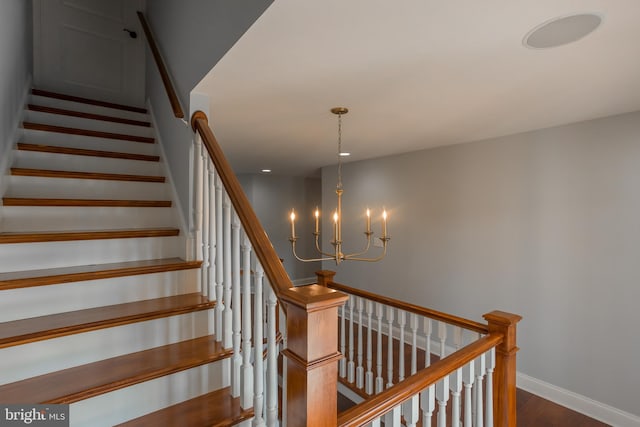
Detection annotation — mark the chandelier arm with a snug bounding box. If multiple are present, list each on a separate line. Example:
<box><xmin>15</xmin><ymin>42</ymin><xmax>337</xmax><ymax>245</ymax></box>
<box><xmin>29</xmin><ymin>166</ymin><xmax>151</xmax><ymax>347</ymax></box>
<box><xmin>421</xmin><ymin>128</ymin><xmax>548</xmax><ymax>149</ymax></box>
<box><xmin>290</xmin><ymin>238</ymin><xmax>336</xmax><ymax>263</ymax></box>
<box><xmin>314</xmin><ymin>233</ymin><xmax>337</xmax><ymax>258</ymax></box>
<box><xmin>343</xmin><ymin>240</ymin><xmax>388</xmax><ymax>262</ymax></box>
<box><xmin>339</xmin><ymin>233</ymin><xmax>374</xmax><ymax>258</ymax></box>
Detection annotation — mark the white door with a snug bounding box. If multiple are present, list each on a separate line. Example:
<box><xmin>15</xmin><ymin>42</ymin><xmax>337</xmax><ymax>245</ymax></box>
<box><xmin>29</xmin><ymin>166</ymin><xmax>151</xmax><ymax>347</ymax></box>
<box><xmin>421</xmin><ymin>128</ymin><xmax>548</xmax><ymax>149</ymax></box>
<box><xmin>33</xmin><ymin>0</ymin><xmax>145</xmax><ymax>107</ymax></box>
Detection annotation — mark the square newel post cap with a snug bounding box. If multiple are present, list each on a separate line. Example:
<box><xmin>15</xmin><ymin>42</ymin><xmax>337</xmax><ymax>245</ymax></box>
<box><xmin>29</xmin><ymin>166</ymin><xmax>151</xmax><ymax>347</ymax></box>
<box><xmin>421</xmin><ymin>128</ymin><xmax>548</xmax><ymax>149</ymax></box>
<box><xmin>483</xmin><ymin>310</ymin><xmax>522</xmax><ymax>353</ymax></box>
<box><xmin>483</xmin><ymin>311</ymin><xmax>522</xmax><ymax>326</ymax></box>
<box><xmin>315</xmin><ymin>270</ymin><xmax>337</xmax><ymax>287</ymax></box>
<box><xmin>282</xmin><ymin>283</ymin><xmax>347</xmax><ymax>312</ymax></box>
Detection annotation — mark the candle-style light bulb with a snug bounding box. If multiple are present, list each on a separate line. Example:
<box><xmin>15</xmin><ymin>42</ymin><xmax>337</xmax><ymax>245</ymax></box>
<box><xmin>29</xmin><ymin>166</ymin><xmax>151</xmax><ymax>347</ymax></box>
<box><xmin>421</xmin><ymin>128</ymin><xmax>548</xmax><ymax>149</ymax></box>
<box><xmin>333</xmin><ymin>211</ymin><xmax>339</xmax><ymax>241</ymax></box>
<box><xmin>314</xmin><ymin>207</ymin><xmax>320</xmax><ymax>233</ymax></box>
<box><xmin>382</xmin><ymin>209</ymin><xmax>388</xmax><ymax>238</ymax></box>
<box><xmin>366</xmin><ymin>208</ymin><xmax>371</xmax><ymax>233</ymax></box>
<box><xmin>290</xmin><ymin>210</ymin><xmax>296</xmax><ymax>238</ymax></box>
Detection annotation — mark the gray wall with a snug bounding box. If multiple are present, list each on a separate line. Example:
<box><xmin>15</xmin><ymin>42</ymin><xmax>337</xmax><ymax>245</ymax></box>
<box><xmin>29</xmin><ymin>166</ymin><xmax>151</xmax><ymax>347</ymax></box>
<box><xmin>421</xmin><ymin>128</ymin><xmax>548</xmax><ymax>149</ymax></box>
<box><xmin>144</xmin><ymin>0</ymin><xmax>273</xmax><ymax>223</ymax></box>
<box><xmin>322</xmin><ymin>111</ymin><xmax>640</xmax><ymax>417</ymax></box>
<box><xmin>0</xmin><ymin>0</ymin><xmax>33</xmax><ymax>191</ymax></box>
<box><xmin>240</xmin><ymin>174</ymin><xmax>321</xmax><ymax>282</ymax></box>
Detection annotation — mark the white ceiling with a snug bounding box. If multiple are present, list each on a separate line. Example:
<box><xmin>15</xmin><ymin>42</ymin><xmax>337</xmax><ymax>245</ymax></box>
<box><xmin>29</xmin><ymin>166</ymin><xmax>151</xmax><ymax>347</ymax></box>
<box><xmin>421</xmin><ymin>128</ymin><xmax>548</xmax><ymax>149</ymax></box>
<box><xmin>194</xmin><ymin>0</ymin><xmax>640</xmax><ymax>177</ymax></box>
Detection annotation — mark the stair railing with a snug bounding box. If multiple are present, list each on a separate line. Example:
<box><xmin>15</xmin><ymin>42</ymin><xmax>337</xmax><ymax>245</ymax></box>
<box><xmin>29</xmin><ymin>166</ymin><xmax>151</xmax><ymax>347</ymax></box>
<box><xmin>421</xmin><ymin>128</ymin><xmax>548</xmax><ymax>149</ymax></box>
<box><xmin>139</xmin><ymin>11</ymin><xmax>348</xmax><ymax>427</ymax></box>
<box><xmin>316</xmin><ymin>271</ymin><xmax>522</xmax><ymax>427</ymax></box>
<box><xmin>191</xmin><ymin>112</ymin><xmax>348</xmax><ymax>426</ymax></box>
<box><xmin>137</xmin><ymin>11</ymin><xmax>185</xmax><ymax>119</ymax></box>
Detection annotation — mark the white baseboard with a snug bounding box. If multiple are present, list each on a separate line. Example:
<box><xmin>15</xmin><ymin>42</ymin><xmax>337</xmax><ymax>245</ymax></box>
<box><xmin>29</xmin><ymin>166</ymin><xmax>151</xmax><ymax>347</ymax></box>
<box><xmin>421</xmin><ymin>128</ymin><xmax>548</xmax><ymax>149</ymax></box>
<box><xmin>338</xmin><ymin>382</ymin><xmax>364</xmax><ymax>405</ymax></box>
<box><xmin>0</xmin><ymin>75</ymin><xmax>31</xmax><ymax>200</ymax></box>
<box><xmin>517</xmin><ymin>372</ymin><xmax>640</xmax><ymax>427</ymax></box>
<box><xmin>146</xmin><ymin>99</ymin><xmax>190</xmax><ymax>254</ymax></box>
<box><xmin>292</xmin><ymin>276</ymin><xmax>317</xmax><ymax>286</ymax></box>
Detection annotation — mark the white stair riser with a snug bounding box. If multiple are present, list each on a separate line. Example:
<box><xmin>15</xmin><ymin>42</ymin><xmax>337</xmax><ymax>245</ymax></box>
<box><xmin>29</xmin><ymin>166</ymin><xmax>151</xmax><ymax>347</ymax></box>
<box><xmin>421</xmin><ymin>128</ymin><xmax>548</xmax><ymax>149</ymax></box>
<box><xmin>24</xmin><ymin>110</ymin><xmax>155</xmax><ymax>138</ymax></box>
<box><xmin>0</xmin><ymin>236</ymin><xmax>186</xmax><ymax>272</ymax></box>
<box><xmin>22</xmin><ymin>128</ymin><xmax>158</xmax><ymax>156</ymax></box>
<box><xmin>2</xmin><ymin>206</ymin><xmax>177</xmax><ymax>232</ymax></box>
<box><xmin>70</xmin><ymin>359</ymin><xmax>229</xmax><ymax>427</ymax></box>
<box><xmin>0</xmin><ymin>309</ymin><xmax>216</xmax><ymax>385</ymax></box>
<box><xmin>12</xmin><ymin>150</ymin><xmax>163</xmax><ymax>176</ymax></box>
<box><xmin>6</xmin><ymin>176</ymin><xmax>169</xmax><ymax>200</ymax></box>
<box><xmin>0</xmin><ymin>269</ymin><xmax>200</xmax><ymax>322</ymax></box>
<box><xmin>30</xmin><ymin>94</ymin><xmax>151</xmax><ymax>123</ymax></box>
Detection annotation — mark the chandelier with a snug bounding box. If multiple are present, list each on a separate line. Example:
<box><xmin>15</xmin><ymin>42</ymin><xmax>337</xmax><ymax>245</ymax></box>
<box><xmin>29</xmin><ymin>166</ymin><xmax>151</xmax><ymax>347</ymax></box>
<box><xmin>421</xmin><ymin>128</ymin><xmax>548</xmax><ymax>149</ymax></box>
<box><xmin>288</xmin><ymin>107</ymin><xmax>390</xmax><ymax>264</ymax></box>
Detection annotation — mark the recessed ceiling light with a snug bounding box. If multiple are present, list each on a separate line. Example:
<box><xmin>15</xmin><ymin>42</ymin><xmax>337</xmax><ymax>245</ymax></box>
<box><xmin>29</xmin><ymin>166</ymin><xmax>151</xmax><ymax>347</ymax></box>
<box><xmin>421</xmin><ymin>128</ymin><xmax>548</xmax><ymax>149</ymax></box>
<box><xmin>523</xmin><ymin>13</ymin><xmax>603</xmax><ymax>49</ymax></box>
<box><xmin>339</xmin><ymin>152</ymin><xmax>351</xmax><ymax>157</ymax></box>
<box><xmin>261</xmin><ymin>169</ymin><xmax>272</xmax><ymax>173</ymax></box>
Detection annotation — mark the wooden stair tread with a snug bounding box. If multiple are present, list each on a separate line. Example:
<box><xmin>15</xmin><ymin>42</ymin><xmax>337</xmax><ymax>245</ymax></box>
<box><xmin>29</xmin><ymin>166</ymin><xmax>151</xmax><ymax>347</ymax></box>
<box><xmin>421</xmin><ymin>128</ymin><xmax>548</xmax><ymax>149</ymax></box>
<box><xmin>23</xmin><ymin>122</ymin><xmax>155</xmax><ymax>144</ymax></box>
<box><xmin>10</xmin><ymin>168</ymin><xmax>165</xmax><ymax>182</ymax></box>
<box><xmin>117</xmin><ymin>386</ymin><xmax>253</xmax><ymax>427</ymax></box>
<box><xmin>0</xmin><ymin>258</ymin><xmax>202</xmax><ymax>290</ymax></box>
<box><xmin>32</xmin><ymin>89</ymin><xmax>147</xmax><ymax>114</ymax></box>
<box><xmin>0</xmin><ymin>227</ymin><xmax>179</xmax><ymax>243</ymax></box>
<box><xmin>28</xmin><ymin>104</ymin><xmax>151</xmax><ymax>127</ymax></box>
<box><xmin>0</xmin><ymin>293</ymin><xmax>214</xmax><ymax>348</ymax></box>
<box><xmin>0</xmin><ymin>335</ymin><xmax>230</xmax><ymax>404</ymax></box>
<box><xmin>17</xmin><ymin>143</ymin><xmax>160</xmax><ymax>162</ymax></box>
<box><xmin>2</xmin><ymin>198</ymin><xmax>172</xmax><ymax>207</ymax></box>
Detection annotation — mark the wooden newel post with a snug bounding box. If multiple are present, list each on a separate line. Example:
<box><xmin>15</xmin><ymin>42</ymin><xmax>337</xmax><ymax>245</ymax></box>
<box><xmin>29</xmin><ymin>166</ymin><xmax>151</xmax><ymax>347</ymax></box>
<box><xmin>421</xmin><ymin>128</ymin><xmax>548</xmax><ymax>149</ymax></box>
<box><xmin>315</xmin><ymin>270</ymin><xmax>336</xmax><ymax>287</ymax></box>
<box><xmin>483</xmin><ymin>310</ymin><xmax>522</xmax><ymax>427</ymax></box>
<box><xmin>281</xmin><ymin>284</ymin><xmax>348</xmax><ymax>427</ymax></box>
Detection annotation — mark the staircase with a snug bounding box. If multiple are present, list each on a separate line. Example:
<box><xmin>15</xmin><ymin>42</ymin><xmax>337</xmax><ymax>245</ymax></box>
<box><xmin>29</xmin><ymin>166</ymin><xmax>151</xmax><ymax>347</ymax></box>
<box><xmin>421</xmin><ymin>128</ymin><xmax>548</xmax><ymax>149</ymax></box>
<box><xmin>0</xmin><ymin>90</ymin><xmax>249</xmax><ymax>426</ymax></box>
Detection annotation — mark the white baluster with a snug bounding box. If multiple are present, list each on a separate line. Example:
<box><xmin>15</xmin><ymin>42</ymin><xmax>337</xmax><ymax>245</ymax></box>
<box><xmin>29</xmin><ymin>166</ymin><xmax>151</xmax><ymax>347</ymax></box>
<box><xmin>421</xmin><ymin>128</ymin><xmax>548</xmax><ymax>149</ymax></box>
<box><xmin>420</xmin><ymin>384</ymin><xmax>436</xmax><ymax>427</ymax></box>
<box><xmin>193</xmin><ymin>133</ymin><xmax>203</xmax><ymax>261</ymax></box>
<box><xmin>370</xmin><ymin>418</ymin><xmax>381</xmax><ymax>427</ymax></box>
<box><xmin>280</xmin><ymin>303</ymin><xmax>287</xmax><ymax>427</ymax></box>
<box><xmin>436</xmin><ymin>375</ymin><xmax>450</xmax><ymax>427</ymax></box>
<box><xmin>214</xmin><ymin>174</ymin><xmax>224</xmax><ymax>341</ymax></box>
<box><xmin>252</xmin><ymin>263</ymin><xmax>265</xmax><ymax>427</ymax></box>
<box><xmin>450</xmin><ymin>368</ymin><xmax>463</xmax><ymax>427</ymax></box>
<box><xmin>474</xmin><ymin>352</ymin><xmax>486</xmax><ymax>427</ymax></box>
<box><xmin>438</xmin><ymin>321</ymin><xmax>447</xmax><ymax>358</ymax></box>
<box><xmin>398</xmin><ymin>310</ymin><xmax>406</xmax><ymax>382</ymax></box>
<box><xmin>462</xmin><ymin>358</ymin><xmax>475</xmax><ymax>427</ymax></box>
<box><xmin>409</xmin><ymin>313</ymin><xmax>418</xmax><ymax>375</ymax></box>
<box><xmin>402</xmin><ymin>394</ymin><xmax>419</xmax><ymax>427</ymax></box>
<box><xmin>453</xmin><ymin>326</ymin><xmax>463</xmax><ymax>351</ymax></box>
<box><xmin>386</xmin><ymin>306</ymin><xmax>395</xmax><ymax>388</ymax></box>
<box><xmin>222</xmin><ymin>193</ymin><xmax>232</xmax><ymax>348</ymax></box>
<box><xmin>266</xmin><ymin>285</ymin><xmax>278</xmax><ymax>427</ymax></box>
<box><xmin>375</xmin><ymin>303</ymin><xmax>384</xmax><ymax>393</ymax></box>
<box><xmin>365</xmin><ymin>300</ymin><xmax>374</xmax><ymax>394</ymax></box>
<box><xmin>207</xmin><ymin>161</ymin><xmax>216</xmax><ymax>300</ymax></box>
<box><xmin>201</xmin><ymin>156</ymin><xmax>210</xmax><ymax>297</ymax></box>
<box><xmin>231</xmin><ymin>212</ymin><xmax>241</xmax><ymax>397</ymax></box>
<box><xmin>339</xmin><ymin>299</ymin><xmax>346</xmax><ymax>378</ymax></box>
<box><xmin>348</xmin><ymin>295</ymin><xmax>355</xmax><ymax>383</ymax></box>
<box><xmin>423</xmin><ymin>318</ymin><xmax>432</xmax><ymax>368</ymax></box>
<box><xmin>485</xmin><ymin>348</ymin><xmax>496</xmax><ymax>427</ymax></box>
<box><xmin>383</xmin><ymin>405</ymin><xmax>402</xmax><ymax>427</ymax></box>
<box><xmin>356</xmin><ymin>297</ymin><xmax>364</xmax><ymax>389</ymax></box>
<box><xmin>240</xmin><ymin>234</ymin><xmax>253</xmax><ymax>409</ymax></box>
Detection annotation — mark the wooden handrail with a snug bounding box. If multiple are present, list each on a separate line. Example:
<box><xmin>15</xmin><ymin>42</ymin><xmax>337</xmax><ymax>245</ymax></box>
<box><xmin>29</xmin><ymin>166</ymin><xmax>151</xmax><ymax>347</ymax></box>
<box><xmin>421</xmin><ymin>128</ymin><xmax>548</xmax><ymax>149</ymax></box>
<box><xmin>137</xmin><ymin>11</ymin><xmax>185</xmax><ymax>119</ymax></box>
<box><xmin>191</xmin><ymin>112</ymin><xmax>293</xmax><ymax>300</ymax></box>
<box><xmin>338</xmin><ymin>333</ymin><xmax>502</xmax><ymax>427</ymax></box>
<box><xmin>325</xmin><ymin>279</ymin><xmax>489</xmax><ymax>334</ymax></box>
